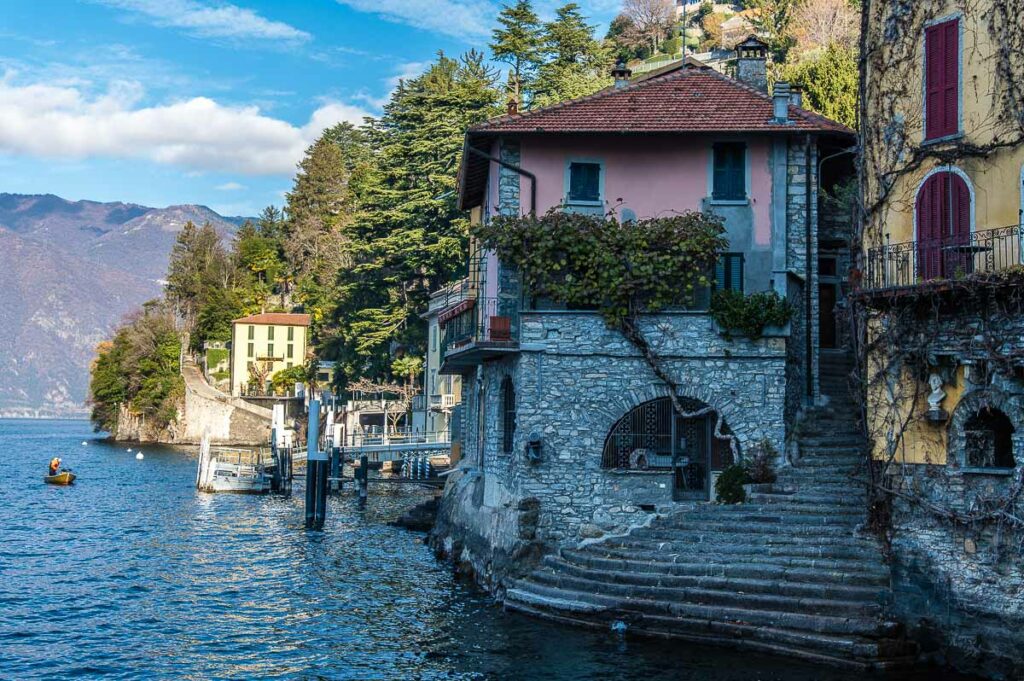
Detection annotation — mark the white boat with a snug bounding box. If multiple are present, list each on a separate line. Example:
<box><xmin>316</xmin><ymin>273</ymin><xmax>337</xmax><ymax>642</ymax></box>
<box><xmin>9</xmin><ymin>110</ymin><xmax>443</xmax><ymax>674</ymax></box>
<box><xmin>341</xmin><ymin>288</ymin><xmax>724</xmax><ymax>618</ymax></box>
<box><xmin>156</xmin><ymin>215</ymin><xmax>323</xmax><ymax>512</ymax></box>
<box><xmin>196</xmin><ymin>435</ymin><xmax>272</xmax><ymax>494</ymax></box>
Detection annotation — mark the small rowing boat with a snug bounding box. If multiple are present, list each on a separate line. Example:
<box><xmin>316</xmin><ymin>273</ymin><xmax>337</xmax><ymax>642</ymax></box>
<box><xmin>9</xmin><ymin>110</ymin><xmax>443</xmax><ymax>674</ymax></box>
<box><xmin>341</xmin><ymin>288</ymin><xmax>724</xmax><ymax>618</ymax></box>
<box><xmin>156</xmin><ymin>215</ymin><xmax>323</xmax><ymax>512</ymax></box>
<box><xmin>44</xmin><ymin>471</ymin><xmax>76</xmax><ymax>485</ymax></box>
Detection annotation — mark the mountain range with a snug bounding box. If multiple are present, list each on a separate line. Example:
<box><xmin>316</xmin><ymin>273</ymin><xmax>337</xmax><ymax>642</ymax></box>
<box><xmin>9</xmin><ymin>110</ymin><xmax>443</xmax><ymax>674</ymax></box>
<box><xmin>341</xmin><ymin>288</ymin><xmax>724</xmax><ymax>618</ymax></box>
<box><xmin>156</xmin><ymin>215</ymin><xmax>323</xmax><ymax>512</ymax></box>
<box><xmin>0</xmin><ymin>193</ymin><xmax>246</xmax><ymax>418</ymax></box>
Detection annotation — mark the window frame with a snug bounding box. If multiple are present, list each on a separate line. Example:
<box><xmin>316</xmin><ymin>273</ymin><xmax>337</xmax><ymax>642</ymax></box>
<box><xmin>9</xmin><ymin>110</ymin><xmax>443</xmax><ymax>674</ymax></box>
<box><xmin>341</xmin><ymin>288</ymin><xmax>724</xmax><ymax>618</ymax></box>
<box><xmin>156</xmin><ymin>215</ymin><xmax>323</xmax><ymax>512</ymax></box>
<box><xmin>564</xmin><ymin>158</ymin><xmax>604</xmax><ymax>208</ymax></box>
<box><xmin>922</xmin><ymin>15</ymin><xmax>962</xmax><ymax>144</ymax></box>
<box><xmin>247</xmin><ymin>342</ymin><xmax>254</xmax><ymax>358</ymax></box>
<box><xmin>248</xmin><ymin>325</ymin><xmax>254</xmax><ymax>340</ymax></box>
<box><xmin>710</xmin><ymin>142</ymin><xmax>748</xmax><ymax>203</ymax></box>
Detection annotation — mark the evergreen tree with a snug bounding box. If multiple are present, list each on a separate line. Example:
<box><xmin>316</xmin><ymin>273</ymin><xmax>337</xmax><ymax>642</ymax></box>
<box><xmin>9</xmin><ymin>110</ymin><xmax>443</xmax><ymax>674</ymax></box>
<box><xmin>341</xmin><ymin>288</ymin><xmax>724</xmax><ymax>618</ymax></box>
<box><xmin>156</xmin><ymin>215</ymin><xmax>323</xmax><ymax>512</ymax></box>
<box><xmin>782</xmin><ymin>42</ymin><xmax>858</xmax><ymax>128</ymax></box>
<box><xmin>490</xmin><ymin>0</ymin><xmax>543</xmax><ymax>107</ymax></box>
<box><xmin>325</xmin><ymin>51</ymin><xmax>500</xmax><ymax>385</ymax></box>
<box><xmin>748</xmin><ymin>0</ymin><xmax>798</xmax><ymax>59</ymax></box>
<box><xmin>165</xmin><ymin>221</ymin><xmax>231</xmax><ymax>335</ymax></box>
<box><xmin>534</xmin><ymin>3</ymin><xmax>612</xmax><ymax>106</ymax></box>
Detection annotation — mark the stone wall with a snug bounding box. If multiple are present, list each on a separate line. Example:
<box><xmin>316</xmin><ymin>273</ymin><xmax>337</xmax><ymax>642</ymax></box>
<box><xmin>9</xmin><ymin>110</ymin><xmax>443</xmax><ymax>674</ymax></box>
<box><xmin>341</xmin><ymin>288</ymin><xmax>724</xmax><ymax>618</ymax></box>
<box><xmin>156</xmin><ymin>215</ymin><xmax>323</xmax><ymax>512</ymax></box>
<box><xmin>871</xmin><ymin>298</ymin><xmax>1024</xmax><ymax>678</ymax></box>
<box><xmin>447</xmin><ymin>312</ymin><xmax>787</xmax><ymax>550</ymax></box>
<box><xmin>785</xmin><ymin>136</ymin><xmax>820</xmax><ymax>415</ymax></box>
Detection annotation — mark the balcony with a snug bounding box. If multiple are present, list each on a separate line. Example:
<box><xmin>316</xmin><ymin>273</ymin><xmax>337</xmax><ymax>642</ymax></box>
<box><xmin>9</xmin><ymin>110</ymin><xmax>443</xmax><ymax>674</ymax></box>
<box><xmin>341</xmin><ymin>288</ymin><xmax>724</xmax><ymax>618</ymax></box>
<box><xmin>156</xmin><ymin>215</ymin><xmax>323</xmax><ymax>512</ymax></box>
<box><xmin>439</xmin><ymin>296</ymin><xmax>519</xmax><ymax>374</ymax></box>
<box><xmin>429</xmin><ymin>393</ymin><xmax>459</xmax><ymax>410</ymax></box>
<box><xmin>864</xmin><ymin>225</ymin><xmax>1023</xmax><ymax>292</ymax></box>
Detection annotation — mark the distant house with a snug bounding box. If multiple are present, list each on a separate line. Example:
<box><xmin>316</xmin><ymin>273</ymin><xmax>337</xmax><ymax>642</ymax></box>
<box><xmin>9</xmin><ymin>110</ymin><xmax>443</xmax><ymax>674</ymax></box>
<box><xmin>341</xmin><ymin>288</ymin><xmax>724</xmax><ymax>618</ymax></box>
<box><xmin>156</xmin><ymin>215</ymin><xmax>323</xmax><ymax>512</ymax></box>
<box><xmin>229</xmin><ymin>312</ymin><xmax>310</xmax><ymax>396</ymax></box>
<box><xmin>720</xmin><ymin>11</ymin><xmax>756</xmax><ymax>48</ymax></box>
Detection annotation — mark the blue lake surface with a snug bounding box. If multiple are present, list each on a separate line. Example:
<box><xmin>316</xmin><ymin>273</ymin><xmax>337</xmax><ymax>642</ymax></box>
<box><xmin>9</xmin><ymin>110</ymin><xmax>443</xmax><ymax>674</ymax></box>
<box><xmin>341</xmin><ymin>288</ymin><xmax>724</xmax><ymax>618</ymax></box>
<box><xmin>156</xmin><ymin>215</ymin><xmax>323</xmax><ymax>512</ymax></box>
<box><xmin>0</xmin><ymin>419</ymin><xmax>978</xmax><ymax>680</ymax></box>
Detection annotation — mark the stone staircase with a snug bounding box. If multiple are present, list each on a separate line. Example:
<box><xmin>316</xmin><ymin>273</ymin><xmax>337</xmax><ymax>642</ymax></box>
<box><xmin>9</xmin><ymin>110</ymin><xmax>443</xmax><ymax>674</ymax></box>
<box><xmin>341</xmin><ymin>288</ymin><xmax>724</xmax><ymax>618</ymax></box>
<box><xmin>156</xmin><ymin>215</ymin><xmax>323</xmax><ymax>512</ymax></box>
<box><xmin>504</xmin><ymin>351</ymin><xmax>914</xmax><ymax>669</ymax></box>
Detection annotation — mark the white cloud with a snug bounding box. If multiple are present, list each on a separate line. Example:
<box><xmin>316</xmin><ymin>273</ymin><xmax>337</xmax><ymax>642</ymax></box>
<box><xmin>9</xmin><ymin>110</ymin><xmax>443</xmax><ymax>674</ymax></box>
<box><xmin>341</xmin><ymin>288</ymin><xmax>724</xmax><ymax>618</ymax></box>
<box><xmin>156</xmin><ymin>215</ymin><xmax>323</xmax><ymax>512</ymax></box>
<box><xmin>94</xmin><ymin>0</ymin><xmax>311</xmax><ymax>43</ymax></box>
<box><xmin>333</xmin><ymin>1</ymin><xmax>620</xmax><ymax>41</ymax></box>
<box><xmin>0</xmin><ymin>71</ymin><xmax>372</xmax><ymax>176</ymax></box>
<box><xmin>215</xmin><ymin>181</ymin><xmax>247</xmax><ymax>191</ymax></box>
<box><xmin>334</xmin><ymin>0</ymin><xmax>493</xmax><ymax>40</ymax></box>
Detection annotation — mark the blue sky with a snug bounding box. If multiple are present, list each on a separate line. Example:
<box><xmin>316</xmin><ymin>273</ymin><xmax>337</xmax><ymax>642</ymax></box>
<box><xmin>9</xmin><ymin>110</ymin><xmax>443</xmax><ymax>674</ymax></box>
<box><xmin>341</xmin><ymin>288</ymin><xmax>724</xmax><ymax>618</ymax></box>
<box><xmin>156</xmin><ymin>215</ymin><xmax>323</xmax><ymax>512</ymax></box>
<box><xmin>0</xmin><ymin>0</ymin><xmax>618</xmax><ymax>217</ymax></box>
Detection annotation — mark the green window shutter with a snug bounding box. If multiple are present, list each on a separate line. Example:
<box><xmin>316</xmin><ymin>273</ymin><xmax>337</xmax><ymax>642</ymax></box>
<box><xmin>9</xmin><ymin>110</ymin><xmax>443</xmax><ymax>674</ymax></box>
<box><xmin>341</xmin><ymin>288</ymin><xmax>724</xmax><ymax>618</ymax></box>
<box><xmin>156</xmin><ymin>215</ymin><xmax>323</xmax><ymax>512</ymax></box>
<box><xmin>714</xmin><ymin>254</ymin><xmax>744</xmax><ymax>292</ymax></box>
<box><xmin>713</xmin><ymin>143</ymin><xmax>746</xmax><ymax>200</ymax></box>
<box><xmin>569</xmin><ymin>163</ymin><xmax>600</xmax><ymax>202</ymax></box>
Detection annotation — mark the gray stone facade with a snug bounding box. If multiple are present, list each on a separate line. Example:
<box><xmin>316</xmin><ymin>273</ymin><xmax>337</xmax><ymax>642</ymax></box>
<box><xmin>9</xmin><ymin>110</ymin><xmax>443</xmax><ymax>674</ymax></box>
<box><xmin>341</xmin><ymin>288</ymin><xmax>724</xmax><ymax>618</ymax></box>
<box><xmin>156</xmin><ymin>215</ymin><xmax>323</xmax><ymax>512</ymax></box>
<box><xmin>448</xmin><ymin>312</ymin><xmax>787</xmax><ymax>555</ymax></box>
<box><xmin>872</xmin><ymin>297</ymin><xmax>1024</xmax><ymax>678</ymax></box>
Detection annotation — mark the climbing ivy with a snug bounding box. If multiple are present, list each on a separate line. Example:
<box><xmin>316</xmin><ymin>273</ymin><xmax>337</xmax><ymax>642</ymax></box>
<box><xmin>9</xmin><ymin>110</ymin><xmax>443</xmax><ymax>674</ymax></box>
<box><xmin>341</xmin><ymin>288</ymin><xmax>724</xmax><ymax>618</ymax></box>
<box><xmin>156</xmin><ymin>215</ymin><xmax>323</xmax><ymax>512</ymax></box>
<box><xmin>474</xmin><ymin>210</ymin><xmax>727</xmax><ymax>327</ymax></box>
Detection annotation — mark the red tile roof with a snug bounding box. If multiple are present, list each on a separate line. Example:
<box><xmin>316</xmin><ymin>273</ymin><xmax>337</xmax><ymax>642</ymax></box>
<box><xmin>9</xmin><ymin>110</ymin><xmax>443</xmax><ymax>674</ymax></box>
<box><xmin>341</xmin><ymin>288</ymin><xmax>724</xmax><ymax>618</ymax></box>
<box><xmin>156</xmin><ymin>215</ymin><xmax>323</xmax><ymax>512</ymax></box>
<box><xmin>233</xmin><ymin>312</ymin><xmax>311</xmax><ymax>326</ymax></box>
<box><xmin>469</xmin><ymin>65</ymin><xmax>852</xmax><ymax>135</ymax></box>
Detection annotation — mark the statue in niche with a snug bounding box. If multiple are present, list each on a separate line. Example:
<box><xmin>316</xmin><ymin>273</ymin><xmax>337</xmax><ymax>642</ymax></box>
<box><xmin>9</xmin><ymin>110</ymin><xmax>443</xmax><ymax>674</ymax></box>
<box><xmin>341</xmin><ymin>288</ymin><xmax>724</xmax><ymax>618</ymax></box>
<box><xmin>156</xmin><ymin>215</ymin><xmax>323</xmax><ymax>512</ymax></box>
<box><xmin>926</xmin><ymin>373</ymin><xmax>948</xmax><ymax>421</ymax></box>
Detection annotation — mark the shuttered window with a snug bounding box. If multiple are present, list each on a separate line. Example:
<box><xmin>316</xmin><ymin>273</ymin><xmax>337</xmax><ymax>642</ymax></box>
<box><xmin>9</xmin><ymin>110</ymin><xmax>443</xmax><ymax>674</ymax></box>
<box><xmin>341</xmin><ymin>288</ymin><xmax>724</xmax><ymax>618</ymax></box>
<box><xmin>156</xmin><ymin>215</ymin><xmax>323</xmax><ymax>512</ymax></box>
<box><xmin>925</xmin><ymin>18</ymin><xmax>959</xmax><ymax>141</ymax></box>
<box><xmin>915</xmin><ymin>171</ymin><xmax>971</xmax><ymax>279</ymax></box>
<box><xmin>714</xmin><ymin>253</ymin><xmax>744</xmax><ymax>292</ymax></box>
<box><xmin>568</xmin><ymin>162</ymin><xmax>601</xmax><ymax>203</ymax></box>
<box><xmin>712</xmin><ymin>143</ymin><xmax>746</xmax><ymax>200</ymax></box>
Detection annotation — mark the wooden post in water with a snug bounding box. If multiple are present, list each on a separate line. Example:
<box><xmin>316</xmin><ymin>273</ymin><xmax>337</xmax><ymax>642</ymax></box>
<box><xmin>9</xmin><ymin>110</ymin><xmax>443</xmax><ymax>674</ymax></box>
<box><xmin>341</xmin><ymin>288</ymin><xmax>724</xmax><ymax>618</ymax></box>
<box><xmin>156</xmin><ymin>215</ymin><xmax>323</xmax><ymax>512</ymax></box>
<box><xmin>357</xmin><ymin>455</ymin><xmax>369</xmax><ymax>504</ymax></box>
<box><xmin>305</xmin><ymin>398</ymin><xmax>326</xmax><ymax>529</ymax></box>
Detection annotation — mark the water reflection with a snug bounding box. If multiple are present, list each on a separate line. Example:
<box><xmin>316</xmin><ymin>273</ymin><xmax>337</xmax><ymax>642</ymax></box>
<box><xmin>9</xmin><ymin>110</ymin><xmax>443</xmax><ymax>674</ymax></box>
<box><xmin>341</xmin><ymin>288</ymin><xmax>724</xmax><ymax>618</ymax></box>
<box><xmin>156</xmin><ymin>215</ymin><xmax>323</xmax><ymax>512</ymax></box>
<box><xmin>0</xmin><ymin>420</ymin><xmax>978</xmax><ymax>681</ymax></box>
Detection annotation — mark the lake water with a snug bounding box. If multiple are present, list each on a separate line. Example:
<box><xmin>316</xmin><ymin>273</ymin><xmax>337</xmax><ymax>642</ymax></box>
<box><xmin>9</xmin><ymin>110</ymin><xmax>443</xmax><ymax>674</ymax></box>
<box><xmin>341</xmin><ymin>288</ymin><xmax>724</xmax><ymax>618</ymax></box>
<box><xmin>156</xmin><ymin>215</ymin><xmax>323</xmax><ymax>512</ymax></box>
<box><xmin>0</xmin><ymin>419</ymin><xmax>978</xmax><ymax>680</ymax></box>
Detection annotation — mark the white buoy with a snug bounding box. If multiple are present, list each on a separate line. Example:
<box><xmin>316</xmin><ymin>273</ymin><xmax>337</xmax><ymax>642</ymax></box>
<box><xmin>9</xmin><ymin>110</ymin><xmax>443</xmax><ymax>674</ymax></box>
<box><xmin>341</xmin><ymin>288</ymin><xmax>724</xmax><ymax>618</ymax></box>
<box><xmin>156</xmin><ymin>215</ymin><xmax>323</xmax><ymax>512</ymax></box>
<box><xmin>136</xmin><ymin>452</ymin><xmax>144</xmax><ymax>460</ymax></box>
<box><xmin>127</xmin><ymin>448</ymin><xmax>133</xmax><ymax>452</ymax></box>
<box><xmin>81</xmin><ymin>441</ymin><xmax>88</xmax><ymax>446</ymax></box>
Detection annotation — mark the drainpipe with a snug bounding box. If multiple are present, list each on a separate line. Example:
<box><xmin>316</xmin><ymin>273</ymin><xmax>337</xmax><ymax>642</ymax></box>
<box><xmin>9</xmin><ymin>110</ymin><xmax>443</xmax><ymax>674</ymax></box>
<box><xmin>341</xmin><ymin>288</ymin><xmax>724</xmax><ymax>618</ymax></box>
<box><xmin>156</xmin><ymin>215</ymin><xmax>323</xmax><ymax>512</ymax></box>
<box><xmin>466</xmin><ymin>144</ymin><xmax>537</xmax><ymax>217</ymax></box>
<box><xmin>805</xmin><ymin>134</ymin><xmax>814</xmax><ymax>403</ymax></box>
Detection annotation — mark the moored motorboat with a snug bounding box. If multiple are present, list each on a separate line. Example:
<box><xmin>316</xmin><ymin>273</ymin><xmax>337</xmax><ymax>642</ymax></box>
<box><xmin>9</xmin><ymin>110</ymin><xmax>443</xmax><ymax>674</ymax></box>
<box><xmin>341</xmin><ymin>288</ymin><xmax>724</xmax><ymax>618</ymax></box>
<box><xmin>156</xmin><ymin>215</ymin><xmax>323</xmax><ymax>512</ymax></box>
<box><xmin>43</xmin><ymin>471</ymin><xmax>76</xmax><ymax>485</ymax></box>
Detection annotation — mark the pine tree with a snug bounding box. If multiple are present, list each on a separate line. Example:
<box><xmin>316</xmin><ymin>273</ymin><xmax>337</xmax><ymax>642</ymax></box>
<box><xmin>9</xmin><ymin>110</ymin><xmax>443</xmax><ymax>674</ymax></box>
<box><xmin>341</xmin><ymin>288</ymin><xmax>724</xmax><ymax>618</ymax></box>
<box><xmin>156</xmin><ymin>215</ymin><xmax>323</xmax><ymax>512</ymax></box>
<box><xmin>165</xmin><ymin>221</ymin><xmax>231</xmax><ymax>334</ymax></box>
<box><xmin>325</xmin><ymin>51</ymin><xmax>500</xmax><ymax>384</ymax></box>
<box><xmin>534</xmin><ymin>3</ymin><xmax>612</xmax><ymax>107</ymax></box>
<box><xmin>491</xmin><ymin>0</ymin><xmax>543</xmax><ymax>107</ymax></box>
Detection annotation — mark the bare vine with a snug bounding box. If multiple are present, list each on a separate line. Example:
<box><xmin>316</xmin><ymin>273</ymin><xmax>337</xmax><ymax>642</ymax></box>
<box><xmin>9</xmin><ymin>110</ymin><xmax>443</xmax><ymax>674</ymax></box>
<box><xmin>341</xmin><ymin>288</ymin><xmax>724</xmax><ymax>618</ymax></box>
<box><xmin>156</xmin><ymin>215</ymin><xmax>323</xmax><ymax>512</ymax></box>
<box><xmin>853</xmin><ymin>0</ymin><xmax>1024</xmax><ymax>553</ymax></box>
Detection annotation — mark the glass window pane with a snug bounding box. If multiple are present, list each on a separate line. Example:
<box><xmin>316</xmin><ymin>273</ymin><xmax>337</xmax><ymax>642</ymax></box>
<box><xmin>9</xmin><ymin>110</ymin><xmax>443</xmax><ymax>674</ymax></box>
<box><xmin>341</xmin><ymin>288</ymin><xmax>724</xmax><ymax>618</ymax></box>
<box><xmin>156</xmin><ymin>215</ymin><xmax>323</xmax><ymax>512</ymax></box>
<box><xmin>568</xmin><ymin>162</ymin><xmax>600</xmax><ymax>202</ymax></box>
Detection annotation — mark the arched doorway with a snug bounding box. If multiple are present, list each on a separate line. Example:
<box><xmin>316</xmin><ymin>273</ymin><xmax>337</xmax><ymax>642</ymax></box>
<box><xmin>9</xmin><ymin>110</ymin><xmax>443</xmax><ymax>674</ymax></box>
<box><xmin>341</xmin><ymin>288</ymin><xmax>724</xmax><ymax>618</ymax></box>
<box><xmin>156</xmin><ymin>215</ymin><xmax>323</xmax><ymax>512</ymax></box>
<box><xmin>916</xmin><ymin>170</ymin><xmax>972</xmax><ymax>280</ymax></box>
<box><xmin>601</xmin><ymin>397</ymin><xmax>736</xmax><ymax>501</ymax></box>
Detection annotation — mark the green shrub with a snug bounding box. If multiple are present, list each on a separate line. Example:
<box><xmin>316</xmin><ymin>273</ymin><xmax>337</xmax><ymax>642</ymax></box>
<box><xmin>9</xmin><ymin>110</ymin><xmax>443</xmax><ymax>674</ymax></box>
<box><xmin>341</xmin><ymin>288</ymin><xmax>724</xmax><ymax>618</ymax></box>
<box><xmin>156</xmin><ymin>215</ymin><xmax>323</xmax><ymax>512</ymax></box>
<box><xmin>715</xmin><ymin>464</ymin><xmax>750</xmax><ymax>504</ymax></box>
<box><xmin>710</xmin><ymin>289</ymin><xmax>793</xmax><ymax>340</ymax></box>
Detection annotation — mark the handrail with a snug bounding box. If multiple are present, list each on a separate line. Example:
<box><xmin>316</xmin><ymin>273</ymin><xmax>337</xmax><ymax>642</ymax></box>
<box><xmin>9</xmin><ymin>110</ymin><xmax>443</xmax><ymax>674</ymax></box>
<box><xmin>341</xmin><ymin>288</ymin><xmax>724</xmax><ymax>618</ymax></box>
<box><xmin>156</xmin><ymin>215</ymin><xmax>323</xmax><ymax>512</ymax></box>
<box><xmin>864</xmin><ymin>224</ymin><xmax>1023</xmax><ymax>291</ymax></box>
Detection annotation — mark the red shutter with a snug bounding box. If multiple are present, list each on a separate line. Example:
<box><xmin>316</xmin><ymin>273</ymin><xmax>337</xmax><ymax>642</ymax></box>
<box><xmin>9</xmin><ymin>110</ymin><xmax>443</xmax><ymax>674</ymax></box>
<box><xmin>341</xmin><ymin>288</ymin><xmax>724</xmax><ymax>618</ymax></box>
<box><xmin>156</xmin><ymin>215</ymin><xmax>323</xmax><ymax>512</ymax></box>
<box><xmin>925</xmin><ymin>19</ymin><xmax>959</xmax><ymax>140</ymax></box>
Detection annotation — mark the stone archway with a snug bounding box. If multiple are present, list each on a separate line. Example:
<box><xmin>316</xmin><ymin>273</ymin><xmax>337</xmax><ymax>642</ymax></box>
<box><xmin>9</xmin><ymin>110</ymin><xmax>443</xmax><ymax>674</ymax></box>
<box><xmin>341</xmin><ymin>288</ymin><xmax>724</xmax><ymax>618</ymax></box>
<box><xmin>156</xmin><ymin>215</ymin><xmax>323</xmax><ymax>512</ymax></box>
<box><xmin>947</xmin><ymin>388</ymin><xmax>1024</xmax><ymax>472</ymax></box>
<box><xmin>601</xmin><ymin>396</ymin><xmax>738</xmax><ymax>501</ymax></box>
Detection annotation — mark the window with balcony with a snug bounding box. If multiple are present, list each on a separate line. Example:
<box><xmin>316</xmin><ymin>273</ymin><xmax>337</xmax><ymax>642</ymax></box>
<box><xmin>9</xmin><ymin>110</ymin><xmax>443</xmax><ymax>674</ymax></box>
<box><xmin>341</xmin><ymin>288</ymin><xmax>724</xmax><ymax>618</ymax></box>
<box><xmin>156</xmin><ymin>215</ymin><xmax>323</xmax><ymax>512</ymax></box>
<box><xmin>268</xmin><ymin>343</ymin><xmax>274</xmax><ymax>357</ymax></box>
<box><xmin>712</xmin><ymin>143</ymin><xmax>746</xmax><ymax>201</ymax></box>
<box><xmin>924</xmin><ymin>18</ymin><xmax>960</xmax><ymax>142</ymax></box>
<box><xmin>916</xmin><ymin>170</ymin><xmax>971</xmax><ymax>279</ymax></box>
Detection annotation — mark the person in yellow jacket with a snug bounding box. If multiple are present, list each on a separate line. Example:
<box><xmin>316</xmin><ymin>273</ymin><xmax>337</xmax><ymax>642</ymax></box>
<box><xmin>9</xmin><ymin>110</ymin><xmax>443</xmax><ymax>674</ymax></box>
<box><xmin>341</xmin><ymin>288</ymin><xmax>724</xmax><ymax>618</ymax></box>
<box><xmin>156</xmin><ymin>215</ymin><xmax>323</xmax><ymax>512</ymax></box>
<box><xmin>48</xmin><ymin>457</ymin><xmax>61</xmax><ymax>476</ymax></box>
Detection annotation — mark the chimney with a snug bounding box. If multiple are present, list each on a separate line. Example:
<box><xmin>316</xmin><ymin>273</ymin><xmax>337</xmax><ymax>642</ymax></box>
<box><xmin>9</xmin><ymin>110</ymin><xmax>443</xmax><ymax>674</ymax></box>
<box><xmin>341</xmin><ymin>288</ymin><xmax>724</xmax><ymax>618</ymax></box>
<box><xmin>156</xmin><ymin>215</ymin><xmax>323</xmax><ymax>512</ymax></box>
<box><xmin>773</xmin><ymin>81</ymin><xmax>792</xmax><ymax>123</ymax></box>
<box><xmin>611</xmin><ymin>58</ymin><xmax>633</xmax><ymax>89</ymax></box>
<box><xmin>735</xmin><ymin>34</ymin><xmax>768</xmax><ymax>93</ymax></box>
<box><xmin>507</xmin><ymin>97</ymin><xmax>519</xmax><ymax>116</ymax></box>
<box><xmin>790</xmin><ymin>84</ymin><xmax>803</xmax><ymax>108</ymax></box>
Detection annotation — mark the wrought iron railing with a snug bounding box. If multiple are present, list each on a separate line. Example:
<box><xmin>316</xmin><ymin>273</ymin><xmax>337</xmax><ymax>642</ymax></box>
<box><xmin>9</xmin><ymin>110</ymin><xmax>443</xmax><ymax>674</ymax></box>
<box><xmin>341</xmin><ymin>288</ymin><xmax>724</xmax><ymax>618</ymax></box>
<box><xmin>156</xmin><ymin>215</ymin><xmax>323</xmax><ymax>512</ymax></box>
<box><xmin>440</xmin><ymin>296</ymin><xmax>519</xmax><ymax>356</ymax></box>
<box><xmin>864</xmin><ymin>225</ymin><xmax>1023</xmax><ymax>291</ymax></box>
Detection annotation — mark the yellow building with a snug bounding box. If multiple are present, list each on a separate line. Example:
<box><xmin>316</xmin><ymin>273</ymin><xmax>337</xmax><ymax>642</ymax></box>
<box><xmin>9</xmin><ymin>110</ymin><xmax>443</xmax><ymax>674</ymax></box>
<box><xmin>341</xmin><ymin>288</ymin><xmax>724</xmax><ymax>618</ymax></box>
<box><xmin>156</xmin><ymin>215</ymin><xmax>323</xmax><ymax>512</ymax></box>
<box><xmin>859</xmin><ymin>0</ymin><xmax>1024</xmax><ymax>470</ymax></box>
<box><xmin>229</xmin><ymin>313</ymin><xmax>310</xmax><ymax>396</ymax></box>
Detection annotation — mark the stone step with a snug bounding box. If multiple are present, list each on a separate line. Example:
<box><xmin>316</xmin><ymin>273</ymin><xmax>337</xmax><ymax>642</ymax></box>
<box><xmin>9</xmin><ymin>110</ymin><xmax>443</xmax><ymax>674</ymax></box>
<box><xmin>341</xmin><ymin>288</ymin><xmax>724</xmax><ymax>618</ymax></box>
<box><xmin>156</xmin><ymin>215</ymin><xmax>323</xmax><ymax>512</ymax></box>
<box><xmin>559</xmin><ymin>550</ymin><xmax>891</xmax><ymax>586</ymax></box>
<box><xmin>690</xmin><ymin>501</ymin><xmax>867</xmax><ymax>516</ymax></box>
<box><xmin>504</xmin><ymin>582</ymin><xmax>898</xmax><ymax>639</ymax></box>
<box><xmin>548</xmin><ymin>554</ymin><xmax>890</xmax><ymax>592</ymax></box>
<box><xmin>635</xmin><ymin>523</ymin><xmax>866</xmax><ymax>541</ymax></box>
<box><xmin>590</xmin><ymin>540</ymin><xmax>883</xmax><ymax>563</ymax></box>
<box><xmin>747</xmin><ymin>492</ymin><xmax>867</xmax><ymax>507</ymax></box>
<box><xmin>662</xmin><ymin>510</ymin><xmax>862</xmax><ymax>527</ymax></box>
<box><xmin>504</xmin><ymin>598</ymin><xmax>917</xmax><ymax>671</ymax></box>
<box><xmin>526</xmin><ymin>568</ymin><xmax>885</xmax><ymax>617</ymax></box>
